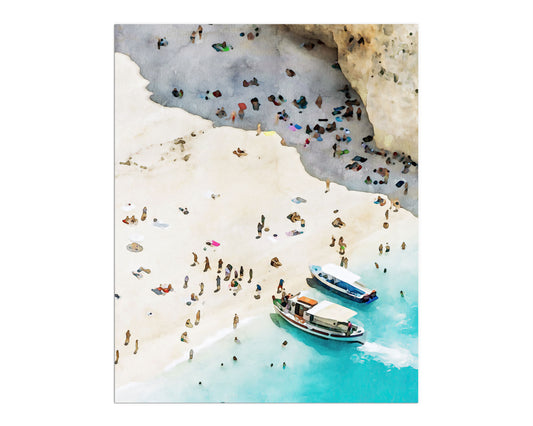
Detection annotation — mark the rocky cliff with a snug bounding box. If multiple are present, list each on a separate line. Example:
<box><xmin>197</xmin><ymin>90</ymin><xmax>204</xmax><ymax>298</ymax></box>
<box><xmin>284</xmin><ymin>24</ymin><xmax>418</xmax><ymax>161</ymax></box>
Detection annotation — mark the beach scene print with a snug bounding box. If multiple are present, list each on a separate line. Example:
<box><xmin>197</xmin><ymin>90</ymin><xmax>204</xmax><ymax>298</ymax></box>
<box><xmin>115</xmin><ymin>24</ymin><xmax>418</xmax><ymax>403</ymax></box>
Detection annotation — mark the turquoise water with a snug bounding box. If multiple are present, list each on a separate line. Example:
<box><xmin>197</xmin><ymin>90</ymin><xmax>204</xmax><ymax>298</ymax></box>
<box><xmin>116</xmin><ymin>247</ymin><xmax>418</xmax><ymax>403</ymax></box>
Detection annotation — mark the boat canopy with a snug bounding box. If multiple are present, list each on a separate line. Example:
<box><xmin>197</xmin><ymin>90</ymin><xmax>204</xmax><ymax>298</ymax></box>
<box><xmin>322</xmin><ymin>264</ymin><xmax>361</xmax><ymax>284</ymax></box>
<box><xmin>307</xmin><ymin>301</ymin><xmax>357</xmax><ymax>322</ymax></box>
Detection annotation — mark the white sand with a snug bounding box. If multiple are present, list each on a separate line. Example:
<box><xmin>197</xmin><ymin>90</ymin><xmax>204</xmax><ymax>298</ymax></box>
<box><xmin>114</xmin><ymin>52</ymin><xmax>418</xmax><ymax>389</ymax></box>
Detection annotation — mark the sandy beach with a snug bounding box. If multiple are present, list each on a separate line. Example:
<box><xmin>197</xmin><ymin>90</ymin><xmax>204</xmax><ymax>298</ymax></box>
<box><xmin>114</xmin><ymin>52</ymin><xmax>418</xmax><ymax>391</ymax></box>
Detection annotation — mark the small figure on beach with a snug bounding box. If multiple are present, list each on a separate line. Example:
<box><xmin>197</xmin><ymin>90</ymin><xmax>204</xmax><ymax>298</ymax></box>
<box><xmin>385</xmin><ymin>244</ymin><xmax>390</xmax><ymax>253</ymax></box>
<box><xmin>384</xmin><ymin>268</ymin><xmax>387</xmax><ymax>273</ymax></box>
<box><xmin>285</xmin><ymin>69</ymin><xmax>296</xmax><ymax>77</ymax></box>
<box><xmin>257</xmin><ymin>222</ymin><xmax>264</xmax><ymax>239</ymax></box>
<box><xmin>234</xmin><ymin>337</ymin><xmax>240</xmax><ymax>344</ymax></box>
<box><xmin>189</xmin><ymin>349</ymin><xmax>194</xmax><ymax>360</ymax></box>
<box><xmin>134</xmin><ymin>339</ymin><xmax>139</xmax><ymax>354</ymax></box>
<box><xmin>400</xmin><ymin>290</ymin><xmax>404</xmax><ymax>298</ymax></box>
<box><xmin>233</xmin><ymin>314</ymin><xmax>239</xmax><ymax>329</ymax></box>
<box><xmin>115</xmin><ymin>350</ymin><xmax>119</xmax><ymax>365</ymax></box>
<box><xmin>124</xmin><ymin>330</ymin><xmax>131</xmax><ymax>346</ymax></box>
<box><xmin>172</xmin><ymin>88</ymin><xmax>184</xmax><ymax>98</ymax></box>
<box><xmin>402</xmin><ymin>242</ymin><xmax>406</xmax><ymax>250</ymax></box>
<box><xmin>233</xmin><ymin>356</ymin><xmax>238</xmax><ymax>361</ymax></box>
<box><xmin>184</xmin><ymin>275</ymin><xmax>189</xmax><ymax>288</ymax></box>
<box><xmin>198</xmin><ymin>25</ymin><xmax>203</xmax><ymax>40</ymax></box>
<box><xmin>217</xmin><ymin>259</ymin><xmax>223</xmax><ymax>273</ymax></box>
<box><xmin>215</xmin><ymin>275</ymin><xmax>221</xmax><ymax>292</ymax></box>
<box><xmin>330</xmin><ymin>236</ymin><xmax>336</xmax><ymax>247</ymax></box>
<box><xmin>181</xmin><ymin>332</ymin><xmax>189</xmax><ymax>343</ymax></box>
<box><xmin>233</xmin><ymin>148</ymin><xmax>247</xmax><ymax>157</ymax></box>
<box><xmin>216</xmin><ymin>107</ymin><xmax>227</xmax><ymax>118</ymax></box>
<box><xmin>385</xmin><ymin>210</ymin><xmax>389</xmax><ymax>220</ymax></box>
<box><xmin>248</xmin><ymin>268</ymin><xmax>253</xmax><ymax>283</ymax></box>
<box><xmin>325</xmin><ymin>179</ymin><xmax>330</xmax><ymax>193</ymax></box>
<box><xmin>332</xmin><ymin>217</ymin><xmax>346</xmax><ymax>228</ymax></box>
<box><xmin>379</xmin><ymin>244</ymin><xmax>383</xmax><ymax>255</ymax></box>
<box><xmin>199</xmin><ymin>282</ymin><xmax>204</xmax><ymax>296</ymax></box>
<box><xmin>277</xmin><ymin>279</ymin><xmax>285</xmax><ymax>294</ymax></box>
<box><xmin>256</xmin><ymin>123</ymin><xmax>262</xmax><ymax>136</ymax></box>
<box><xmin>191</xmin><ymin>293</ymin><xmax>199</xmax><ymax>301</ymax></box>
<box><xmin>356</xmin><ymin>107</ymin><xmax>362</xmax><ymax>120</ymax></box>
<box><xmin>239</xmin><ymin>266</ymin><xmax>244</xmax><ymax>280</ymax></box>
<box><xmin>282</xmin><ymin>340</ymin><xmax>288</xmax><ymax>347</ymax></box>
<box><xmin>192</xmin><ymin>252</ymin><xmax>199</xmax><ymax>266</ymax></box>
<box><xmin>271</xmin><ymin>257</ymin><xmax>282</xmax><ymax>268</ymax></box>
<box><xmin>204</xmin><ymin>257</ymin><xmax>211</xmax><ymax>272</ymax></box>
<box><xmin>283</xmin><ymin>362</ymin><xmax>287</xmax><ymax>369</ymax></box>
<box><xmin>383</xmin><ymin>222</ymin><xmax>389</xmax><ymax>229</ymax></box>
<box><xmin>375</xmin><ymin>262</ymin><xmax>379</xmax><ymax>269</ymax></box>
<box><xmin>224</xmin><ymin>266</ymin><xmax>231</xmax><ymax>281</ymax></box>
<box><xmin>190</xmin><ymin>31</ymin><xmax>196</xmax><ymax>43</ymax></box>
<box><xmin>141</xmin><ymin>206</ymin><xmax>147</xmax><ymax>221</ymax></box>
<box><xmin>195</xmin><ymin>310</ymin><xmax>201</xmax><ymax>325</ymax></box>
<box><xmin>186</xmin><ymin>319</ymin><xmax>193</xmax><ymax>328</ymax></box>
<box><xmin>230</xmin><ymin>111</ymin><xmax>236</xmax><ymax>122</ymax></box>
<box><xmin>316</xmin><ymin>95</ymin><xmax>322</xmax><ymax>108</ymax></box>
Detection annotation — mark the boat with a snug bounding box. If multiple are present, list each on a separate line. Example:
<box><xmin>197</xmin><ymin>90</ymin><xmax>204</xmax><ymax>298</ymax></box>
<box><xmin>272</xmin><ymin>292</ymin><xmax>364</xmax><ymax>343</ymax></box>
<box><xmin>309</xmin><ymin>264</ymin><xmax>378</xmax><ymax>304</ymax></box>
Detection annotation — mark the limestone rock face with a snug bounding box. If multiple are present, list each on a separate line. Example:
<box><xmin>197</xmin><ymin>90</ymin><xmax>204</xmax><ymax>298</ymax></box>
<box><xmin>284</xmin><ymin>24</ymin><xmax>418</xmax><ymax>161</ymax></box>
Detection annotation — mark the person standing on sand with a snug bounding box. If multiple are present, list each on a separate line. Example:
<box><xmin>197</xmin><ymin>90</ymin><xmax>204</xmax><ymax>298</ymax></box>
<box><xmin>124</xmin><ymin>330</ymin><xmax>131</xmax><ymax>346</ymax></box>
<box><xmin>184</xmin><ymin>275</ymin><xmax>189</xmax><ymax>288</ymax></box>
<box><xmin>199</xmin><ymin>282</ymin><xmax>204</xmax><ymax>296</ymax></box>
<box><xmin>217</xmin><ymin>259</ymin><xmax>223</xmax><ymax>273</ymax></box>
<box><xmin>134</xmin><ymin>340</ymin><xmax>139</xmax><ymax>354</ymax></box>
<box><xmin>256</xmin><ymin>123</ymin><xmax>261</xmax><ymax>135</ymax></box>
<box><xmin>239</xmin><ymin>266</ymin><xmax>244</xmax><ymax>280</ymax></box>
<box><xmin>190</xmin><ymin>31</ymin><xmax>196</xmax><ymax>43</ymax></box>
<box><xmin>257</xmin><ymin>222</ymin><xmax>263</xmax><ymax>238</ymax></box>
<box><xmin>277</xmin><ymin>279</ymin><xmax>284</xmax><ymax>294</ymax></box>
<box><xmin>204</xmin><ymin>257</ymin><xmax>211</xmax><ymax>272</ymax></box>
<box><xmin>192</xmin><ymin>252</ymin><xmax>198</xmax><ymax>266</ymax></box>
<box><xmin>402</xmin><ymin>242</ymin><xmax>406</xmax><ymax>250</ymax></box>
<box><xmin>115</xmin><ymin>350</ymin><xmax>119</xmax><ymax>365</ymax></box>
<box><xmin>385</xmin><ymin>244</ymin><xmax>390</xmax><ymax>253</ymax></box>
<box><xmin>356</xmin><ymin>107</ymin><xmax>362</xmax><ymax>120</ymax></box>
<box><xmin>198</xmin><ymin>25</ymin><xmax>203</xmax><ymax>40</ymax></box>
<box><xmin>224</xmin><ymin>265</ymin><xmax>231</xmax><ymax>281</ymax></box>
<box><xmin>234</xmin><ymin>270</ymin><xmax>238</xmax><ymax>280</ymax></box>
<box><xmin>189</xmin><ymin>349</ymin><xmax>194</xmax><ymax>360</ymax></box>
<box><xmin>248</xmin><ymin>268</ymin><xmax>253</xmax><ymax>283</ymax></box>
<box><xmin>375</xmin><ymin>262</ymin><xmax>379</xmax><ymax>269</ymax></box>
<box><xmin>379</xmin><ymin>244</ymin><xmax>383</xmax><ymax>255</ymax></box>
<box><xmin>230</xmin><ymin>111</ymin><xmax>236</xmax><ymax>123</ymax></box>
<box><xmin>385</xmin><ymin>209</ymin><xmax>389</xmax><ymax>220</ymax></box>
<box><xmin>344</xmin><ymin>257</ymin><xmax>349</xmax><ymax>268</ymax></box>
<box><xmin>233</xmin><ymin>314</ymin><xmax>239</xmax><ymax>328</ymax></box>
<box><xmin>215</xmin><ymin>275</ymin><xmax>221</xmax><ymax>292</ymax></box>
<box><xmin>261</xmin><ymin>214</ymin><xmax>265</xmax><ymax>226</ymax></box>
<box><xmin>195</xmin><ymin>310</ymin><xmax>201</xmax><ymax>325</ymax></box>
<box><xmin>330</xmin><ymin>236</ymin><xmax>336</xmax><ymax>247</ymax></box>
<box><xmin>332</xmin><ymin>143</ymin><xmax>337</xmax><ymax>158</ymax></box>
<box><xmin>325</xmin><ymin>179</ymin><xmax>330</xmax><ymax>193</ymax></box>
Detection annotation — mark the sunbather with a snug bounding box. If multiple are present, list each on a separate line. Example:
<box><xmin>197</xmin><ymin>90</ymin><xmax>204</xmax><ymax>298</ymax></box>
<box><xmin>271</xmin><ymin>257</ymin><xmax>282</xmax><ymax>268</ymax></box>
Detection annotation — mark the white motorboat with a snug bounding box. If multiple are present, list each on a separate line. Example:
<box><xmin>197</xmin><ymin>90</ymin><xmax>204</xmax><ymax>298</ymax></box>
<box><xmin>310</xmin><ymin>264</ymin><xmax>378</xmax><ymax>304</ymax></box>
<box><xmin>272</xmin><ymin>292</ymin><xmax>364</xmax><ymax>343</ymax></box>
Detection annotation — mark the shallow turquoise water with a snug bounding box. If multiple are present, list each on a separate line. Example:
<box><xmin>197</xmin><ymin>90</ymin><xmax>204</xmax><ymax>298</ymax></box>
<box><xmin>117</xmin><ymin>246</ymin><xmax>418</xmax><ymax>403</ymax></box>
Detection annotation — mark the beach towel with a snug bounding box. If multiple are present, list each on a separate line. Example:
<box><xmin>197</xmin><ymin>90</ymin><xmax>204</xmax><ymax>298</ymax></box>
<box><xmin>396</xmin><ymin>180</ymin><xmax>405</xmax><ymax>188</ymax></box>
<box><xmin>213</xmin><ymin>90</ymin><xmax>222</xmax><ymax>98</ymax></box>
<box><xmin>291</xmin><ymin>197</ymin><xmax>307</xmax><ymax>204</ymax></box>
<box><xmin>211</xmin><ymin>240</ymin><xmax>220</xmax><ymax>247</ymax></box>
<box><xmin>238</xmin><ymin>102</ymin><xmax>247</xmax><ymax>110</ymax></box>
<box><xmin>151</xmin><ymin>288</ymin><xmax>163</xmax><ymax>295</ymax></box>
<box><xmin>263</xmin><ymin>131</ymin><xmax>276</xmax><ymax>136</ymax></box>
<box><xmin>127</xmin><ymin>243</ymin><xmax>143</xmax><ymax>253</ymax></box>
<box><xmin>335</xmin><ymin>117</ymin><xmax>343</xmax><ymax>122</ymax></box>
<box><xmin>294</xmin><ymin>124</ymin><xmax>302</xmax><ymax>130</ymax></box>
<box><xmin>289</xmin><ymin>125</ymin><xmax>297</xmax><ymax>131</ymax></box>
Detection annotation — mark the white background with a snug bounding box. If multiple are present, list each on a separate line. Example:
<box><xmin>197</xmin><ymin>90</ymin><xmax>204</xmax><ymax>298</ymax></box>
<box><xmin>1</xmin><ymin>1</ymin><xmax>532</xmax><ymax>424</ymax></box>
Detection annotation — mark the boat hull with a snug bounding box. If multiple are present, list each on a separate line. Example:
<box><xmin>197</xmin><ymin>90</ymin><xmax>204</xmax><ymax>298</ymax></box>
<box><xmin>273</xmin><ymin>302</ymin><xmax>365</xmax><ymax>343</ymax></box>
<box><xmin>309</xmin><ymin>265</ymin><xmax>378</xmax><ymax>304</ymax></box>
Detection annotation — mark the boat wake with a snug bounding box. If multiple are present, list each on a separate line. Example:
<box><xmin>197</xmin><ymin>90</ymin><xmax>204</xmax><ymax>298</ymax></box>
<box><xmin>357</xmin><ymin>341</ymin><xmax>418</xmax><ymax>369</ymax></box>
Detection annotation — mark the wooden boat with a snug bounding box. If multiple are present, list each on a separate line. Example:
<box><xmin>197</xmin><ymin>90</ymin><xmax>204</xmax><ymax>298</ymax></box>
<box><xmin>310</xmin><ymin>264</ymin><xmax>378</xmax><ymax>304</ymax></box>
<box><xmin>272</xmin><ymin>292</ymin><xmax>364</xmax><ymax>343</ymax></box>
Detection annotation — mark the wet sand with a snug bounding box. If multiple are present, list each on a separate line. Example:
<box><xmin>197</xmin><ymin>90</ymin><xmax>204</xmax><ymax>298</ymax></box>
<box><xmin>115</xmin><ymin>24</ymin><xmax>418</xmax><ymax>215</ymax></box>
